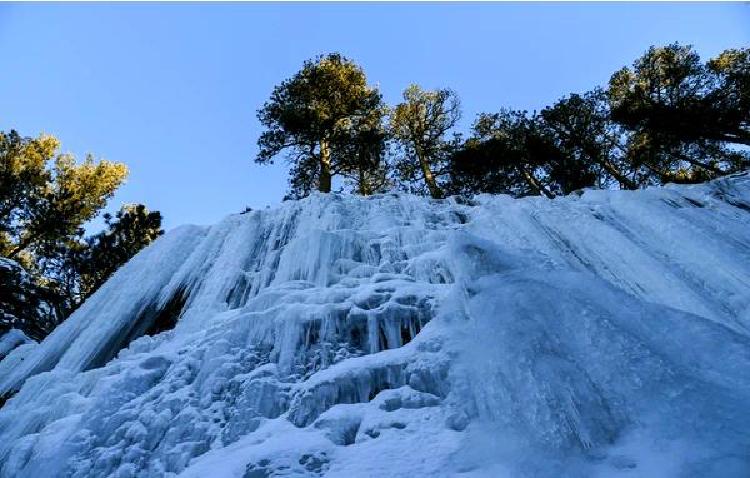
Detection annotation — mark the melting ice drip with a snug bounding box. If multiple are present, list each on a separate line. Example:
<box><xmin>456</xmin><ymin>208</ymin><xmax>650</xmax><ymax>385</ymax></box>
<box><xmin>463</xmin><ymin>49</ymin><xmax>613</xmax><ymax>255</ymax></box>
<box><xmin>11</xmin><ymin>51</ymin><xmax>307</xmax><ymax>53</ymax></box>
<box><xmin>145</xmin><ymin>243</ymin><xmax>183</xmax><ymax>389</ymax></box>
<box><xmin>1</xmin><ymin>175</ymin><xmax>750</xmax><ymax>477</ymax></box>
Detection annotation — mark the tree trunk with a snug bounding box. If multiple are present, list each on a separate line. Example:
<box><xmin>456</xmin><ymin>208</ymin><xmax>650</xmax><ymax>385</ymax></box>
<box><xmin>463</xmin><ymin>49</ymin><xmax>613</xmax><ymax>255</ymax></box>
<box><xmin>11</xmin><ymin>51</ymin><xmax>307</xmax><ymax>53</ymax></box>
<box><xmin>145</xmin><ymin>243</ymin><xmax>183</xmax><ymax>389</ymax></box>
<box><xmin>639</xmin><ymin>159</ymin><xmax>672</xmax><ymax>182</ymax></box>
<box><xmin>520</xmin><ymin>167</ymin><xmax>555</xmax><ymax>199</ymax></box>
<box><xmin>674</xmin><ymin>151</ymin><xmax>725</xmax><ymax>175</ymax></box>
<box><xmin>417</xmin><ymin>147</ymin><xmax>443</xmax><ymax>199</ymax></box>
<box><xmin>598</xmin><ymin>158</ymin><xmax>638</xmax><ymax>190</ymax></box>
<box><xmin>358</xmin><ymin>166</ymin><xmax>371</xmax><ymax>196</ymax></box>
<box><xmin>8</xmin><ymin>234</ymin><xmax>35</xmax><ymax>259</ymax></box>
<box><xmin>319</xmin><ymin>140</ymin><xmax>332</xmax><ymax>193</ymax></box>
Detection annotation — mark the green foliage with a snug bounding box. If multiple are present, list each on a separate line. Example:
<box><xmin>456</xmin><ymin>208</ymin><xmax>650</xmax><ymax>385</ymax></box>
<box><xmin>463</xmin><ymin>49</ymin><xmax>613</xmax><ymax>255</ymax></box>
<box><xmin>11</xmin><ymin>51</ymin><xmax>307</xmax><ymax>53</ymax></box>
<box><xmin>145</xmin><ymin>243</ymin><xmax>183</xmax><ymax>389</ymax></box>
<box><xmin>255</xmin><ymin>45</ymin><xmax>748</xmax><ymax>201</ymax></box>
<box><xmin>256</xmin><ymin>53</ymin><xmax>384</xmax><ymax>197</ymax></box>
<box><xmin>75</xmin><ymin>204</ymin><xmax>164</xmax><ymax>301</ymax></box>
<box><xmin>0</xmin><ymin>130</ymin><xmax>161</xmax><ymax>339</ymax></box>
<box><xmin>332</xmin><ymin>101</ymin><xmax>390</xmax><ymax>195</ymax></box>
<box><xmin>607</xmin><ymin>43</ymin><xmax>749</xmax><ymax>183</ymax></box>
<box><xmin>540</xmin><ymin>89</ymin><xmax>640</xmax><ymax>190</ymax></box>
<box><xmin>447</xmin><ymin>44</ymin><xmax>748</xmax><ymax>198</ymax></box>
<box><xmin>0</xmin><ymin>130</ymin><xmax>128</xmax><ymax>260</ymax></box>
<box><xmin>1</xmin><ymin>131</ymin><xmax>58</xmax><ymax>261</ymax></box>
<box><xmin>390</xmin><ymin>85</ymin><xmax>462</xmax><ymax>199</ymax></box>
<box><xmin>449</xmin><ymin>110</ymin><xmax>561</xmax><ymax>198</ymax></box>
<box><xmin>708</xmin><ymin>48</ymin><xmax>750</xmax><ymax>126</ymax></box>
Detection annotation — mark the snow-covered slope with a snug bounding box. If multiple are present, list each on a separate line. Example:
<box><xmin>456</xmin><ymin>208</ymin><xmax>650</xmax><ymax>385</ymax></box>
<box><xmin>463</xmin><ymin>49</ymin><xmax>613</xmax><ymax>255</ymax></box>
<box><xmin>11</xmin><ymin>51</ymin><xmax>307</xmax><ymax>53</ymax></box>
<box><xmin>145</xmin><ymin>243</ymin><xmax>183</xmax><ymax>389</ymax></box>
<box><xmin>1</xmin><ymin>174</ymin><xmax>750</xmax><ymax>478</ymax></box>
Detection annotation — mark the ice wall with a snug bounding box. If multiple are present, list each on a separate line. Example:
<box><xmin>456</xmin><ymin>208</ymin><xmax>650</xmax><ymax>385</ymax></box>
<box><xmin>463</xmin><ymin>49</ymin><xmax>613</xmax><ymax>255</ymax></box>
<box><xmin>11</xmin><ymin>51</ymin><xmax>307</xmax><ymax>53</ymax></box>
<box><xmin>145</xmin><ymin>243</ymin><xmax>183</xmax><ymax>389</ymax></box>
<box><xmin>0</xmin><ymin>173</ymin><xmax>749</xmax><ymax>477</ymax></box>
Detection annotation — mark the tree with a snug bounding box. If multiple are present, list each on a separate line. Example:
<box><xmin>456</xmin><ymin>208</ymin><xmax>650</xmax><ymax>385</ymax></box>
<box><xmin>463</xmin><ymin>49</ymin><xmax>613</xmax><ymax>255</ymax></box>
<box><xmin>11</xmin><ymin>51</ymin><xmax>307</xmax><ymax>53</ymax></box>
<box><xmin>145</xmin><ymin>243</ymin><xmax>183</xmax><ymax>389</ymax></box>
<box><xmin>0</xmin><ymin>131</ymin><xmax>128</xmax><ymax>261</ymax></box>
<box><xmin>1</xmin><ymin>131</ymin><xmax>56</xmax><ymax>262</ymax></box>
<box><xmin>540</xmin><ymin>89</ymin><xmax>638</xmax><ymax>190</ymax></box>
<box><xmin>453</xmin><ymin>110</ymin><xmax>563</xmax><ymax>198</ymax></box>
<box><xmin>256</xmin><ymin>53</ymin><xmax>383</xmax><ymax>197</ymax></box>
<box><xmin>705</xmin><ymin>48</ymin><xmax>750</xmax><ymax>146</ymax></box>
<box><xmin>332</xmin><ymin>98</ymin><xmax>390</xmax><ymax>195</ymax></box>
<box><xmin>448</xmin><ymin>136</ymin><xmax>530</xmax><ymax>197</ymax></box>
<box><xmin>608</xmin><ymin>43</ymin><xmax>749</xmax><ymax>182</ymax></box>
<box><xmin>0</xmin><ymin>129</ymin><xmax>165</xmax><ymax>339</ymax></box>
<box><xmin>390</xmin><ymin>85</ymin><xmax>461</xmax><ymax>199</ymax></box>
<box><xmin>75</xmin><ymin>204</ymin><xmax>163</xmax><ymax>302</ymax></box>
<box><xmin>0</xmin><ymin>258</ymin><xmax>59</xmax><ymax>340</ymax></box>
<box><xmin>449</xmin><ymin>111</ymin><xmax>547</xmax><ymax>197</ymax></box>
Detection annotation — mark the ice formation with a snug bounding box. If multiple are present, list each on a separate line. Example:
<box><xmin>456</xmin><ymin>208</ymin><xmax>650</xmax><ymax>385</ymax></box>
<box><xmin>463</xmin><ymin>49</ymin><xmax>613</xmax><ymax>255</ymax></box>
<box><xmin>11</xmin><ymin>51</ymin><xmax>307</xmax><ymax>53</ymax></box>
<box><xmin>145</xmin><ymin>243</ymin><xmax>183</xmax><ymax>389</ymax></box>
<box><xmin>1</xmin><ymin>173</ymin><xmax>749</xmax><ymax>477</ymax></box>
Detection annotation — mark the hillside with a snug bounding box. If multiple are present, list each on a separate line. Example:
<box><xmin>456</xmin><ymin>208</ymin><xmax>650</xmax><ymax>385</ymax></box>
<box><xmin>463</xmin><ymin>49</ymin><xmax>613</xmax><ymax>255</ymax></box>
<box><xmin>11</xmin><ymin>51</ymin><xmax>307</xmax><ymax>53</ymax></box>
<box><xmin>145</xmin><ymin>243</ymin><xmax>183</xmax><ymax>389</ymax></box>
<box><xmin>1</xmin><ymin>174</ymin><xmax>749</xmax><ymax>477</ymax></box>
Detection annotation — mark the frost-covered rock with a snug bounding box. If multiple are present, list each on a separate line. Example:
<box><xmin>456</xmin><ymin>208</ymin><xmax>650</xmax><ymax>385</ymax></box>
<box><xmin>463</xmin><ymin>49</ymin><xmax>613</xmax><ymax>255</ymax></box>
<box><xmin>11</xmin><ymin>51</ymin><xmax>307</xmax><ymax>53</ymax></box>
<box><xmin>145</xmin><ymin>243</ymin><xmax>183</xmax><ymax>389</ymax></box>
<box><xmin>1</xmin><ymin>173</ymin><xmax>750</xmax><ymax>477</ymax></box>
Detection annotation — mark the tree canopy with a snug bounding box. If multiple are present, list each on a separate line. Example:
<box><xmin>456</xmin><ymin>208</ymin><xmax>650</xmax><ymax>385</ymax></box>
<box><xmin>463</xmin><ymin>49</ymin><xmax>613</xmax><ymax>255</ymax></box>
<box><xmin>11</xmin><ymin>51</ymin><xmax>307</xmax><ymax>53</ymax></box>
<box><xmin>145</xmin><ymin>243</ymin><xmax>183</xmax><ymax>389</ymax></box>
<box><xmin>256</xmin><ymin>53</ymin><xmax>384</xmax><ymax>197</ymax></box>
<box><xmin>1</xmin><ymin>130</ymin><xmax>128</xmax><ymax>262</ymax></box>
<box><xmin>390</xmin><ymin>85</ymin><xmax>462</xmax><ymax>199</ymax></box>
<box><xmin>73</xmin><ymin>204</ymin><xmax>164</xmax><ymax>302</ymax></box>
<box><xmin>255</xmin><ymin>44</ymin><xmax>748</xmax><ymax>201</ymax></box>
<box><xmin>0</xmin><ymin>130</ymin><xmax>161</xmax><ymax>339</ymax></box>
<box><xmin>608</xmin><ymin>43</ymin><xmax>749</xmax><ymax>183</ymax></box>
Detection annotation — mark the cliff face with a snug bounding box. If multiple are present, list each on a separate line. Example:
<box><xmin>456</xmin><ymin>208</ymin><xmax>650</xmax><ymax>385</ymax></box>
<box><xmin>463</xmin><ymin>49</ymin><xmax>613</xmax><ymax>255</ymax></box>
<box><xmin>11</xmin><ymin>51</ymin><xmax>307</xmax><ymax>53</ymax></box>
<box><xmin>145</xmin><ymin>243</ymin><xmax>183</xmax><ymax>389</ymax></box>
<box><xmin>1</xmin><ymin>174</ymin><xmax>750</xmax><ymax>478</ymax></box>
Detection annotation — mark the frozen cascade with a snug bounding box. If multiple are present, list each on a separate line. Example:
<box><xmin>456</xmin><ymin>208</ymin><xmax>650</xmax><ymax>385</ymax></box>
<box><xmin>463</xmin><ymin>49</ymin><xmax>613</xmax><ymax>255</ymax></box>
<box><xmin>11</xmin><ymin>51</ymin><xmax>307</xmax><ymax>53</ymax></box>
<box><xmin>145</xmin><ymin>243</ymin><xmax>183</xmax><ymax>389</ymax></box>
<box><xmin>0</xmin><ymin>174</ymin><xmax>749</xmax><ymax>477</ymax></box>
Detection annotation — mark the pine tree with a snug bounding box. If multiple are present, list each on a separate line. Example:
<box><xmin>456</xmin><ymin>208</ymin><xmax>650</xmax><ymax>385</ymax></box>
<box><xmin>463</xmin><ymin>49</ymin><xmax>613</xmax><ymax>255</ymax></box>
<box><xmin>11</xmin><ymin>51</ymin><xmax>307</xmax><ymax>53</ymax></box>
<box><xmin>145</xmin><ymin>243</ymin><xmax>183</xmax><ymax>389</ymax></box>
<box><xmin>76</xmin><ymin>204</ymin><xmax>163</xmax><ymax>301</ymax></box>
<box><xmin>256</xmin><ymin>53</ymin><xmax>383</xmax><ymax>197</ymax></box>
<box><xmin>608</xmin><ymin>43</ymin><xmax>749</xmax><ymax>183</ymax></box>
<box><xmin>0</xmin><ymin>131</ymin><xmax>128</xmax><ymax>260</ymax></box>
<box><xmin>705</xmin><ymin>48</ymin><xmax>750</xmax><ymax>146</ymax></box>
<box><xmin>390</xmin><ymin>85</ymin><xmax>461</xmax><ymax>199</ymax></box>
<box><xmin>449</xmin><ymin>110</ymin><xmax>559</xmax><ymax>198</ymax></box>
<box><xmin>0</xmin><ymin>129</ymin><xmax>130</xmax><ymax>338</ymax></box>
<box><xmin>540</xmin><ymin>89</ymin><xmax>638</xmax><ymax>190</ymax></box>
<box><xmin>332</xmin><ymin>101</ymin><xmax>390</xmax><ymax>195</ymax></box>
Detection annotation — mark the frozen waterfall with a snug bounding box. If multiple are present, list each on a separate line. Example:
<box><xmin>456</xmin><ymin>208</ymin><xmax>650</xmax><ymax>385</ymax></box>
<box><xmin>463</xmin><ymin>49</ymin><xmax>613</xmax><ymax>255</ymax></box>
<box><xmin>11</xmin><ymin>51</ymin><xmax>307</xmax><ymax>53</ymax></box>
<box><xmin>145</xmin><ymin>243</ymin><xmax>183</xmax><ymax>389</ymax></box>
<box><xmin>1</xmin><ymin>173</ymin><xmax>749</xmax><ymax>477</ymax></box>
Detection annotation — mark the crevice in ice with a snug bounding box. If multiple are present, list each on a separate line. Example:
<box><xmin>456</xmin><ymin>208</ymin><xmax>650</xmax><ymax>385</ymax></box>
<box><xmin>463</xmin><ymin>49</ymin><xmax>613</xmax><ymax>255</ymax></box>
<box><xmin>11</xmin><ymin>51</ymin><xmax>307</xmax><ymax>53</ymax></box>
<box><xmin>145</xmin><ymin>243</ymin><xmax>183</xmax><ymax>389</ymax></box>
<box><xmin>683</xmin><ymin>197</ymin><xmax>705</xmax><ymax>208</ymax></box>
<box><xmin>269</xmin><ymin>292</ymin><xmax>436</xmax><ymax>383</ymax></box>
<box><xmin>144</xmin><ymin>289</ymin><xmax>187</xmax><ymax>337</ymax></box>
<box><xmin>453</xmin><ymin>211</ymin><xmax>469</xmax><ymax>224</ymax></box>
<box><xmin>288</xmin><ymin>357</ymin><xmax>449</xmax><ymax>427</ymax></box>
<box><xmin>226</xmin><ymin>273</ymin><xmax>250</xmax><ymax>309</ymax></box>
<box><xmin>727</xmin><ymin>198</ymin><xmax>750</xmax><ymax>212</ymax></box>
<box><xmin>661</xmin><ymin>197</ymin><xmax>683</xmax><ymax>209</ymax></box>
<box><xmin>314</xmin><ymin>411</ymin><xmax>362</xmax><ymax>446</ymax></box>
<box><xmin>85</xmin><ymin>287</ymin><xmax>188</xmax><ymax>371</ymax></box>
<box><xmin>0</xmin><ymin>391</ymin><xmax>15</xmax><ymax>409</ymax></box>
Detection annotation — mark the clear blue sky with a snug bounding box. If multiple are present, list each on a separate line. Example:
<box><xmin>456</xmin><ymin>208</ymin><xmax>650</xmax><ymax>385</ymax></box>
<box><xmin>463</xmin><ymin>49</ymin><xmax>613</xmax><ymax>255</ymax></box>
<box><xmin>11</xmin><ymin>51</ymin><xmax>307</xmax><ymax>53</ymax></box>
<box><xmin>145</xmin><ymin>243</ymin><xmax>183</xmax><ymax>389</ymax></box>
<box><xmin>1</xmin><ymin>3</ymin><xmax>748</xmax><ymax>230</ymax></box>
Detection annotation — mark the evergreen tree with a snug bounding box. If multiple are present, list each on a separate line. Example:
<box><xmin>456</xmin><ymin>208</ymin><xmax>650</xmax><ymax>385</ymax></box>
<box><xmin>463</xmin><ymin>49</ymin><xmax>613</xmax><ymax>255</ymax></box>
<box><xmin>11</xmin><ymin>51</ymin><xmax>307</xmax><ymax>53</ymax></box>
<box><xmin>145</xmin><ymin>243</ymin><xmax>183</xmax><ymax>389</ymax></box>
<box><xmin>705</xmin><ymin>48</ymin><xmax>750</xmax><ymax>146</ymax></box>
<box><xmin>256</xmin><ymin>53</ymin><xmax>383</xmax><ymax>197</ymax></box>
<box><xmin>608</xmin><ymin>43</ymin><xmax>749</xmax><ymax>183</ymax></box>
<box><xmin>448</xmin><ymin>136</ymin><xmax>529</xmax><ymax>197</ymax></box>
<box><xmin>449</xmin><ymin>110</ymin><xmax>559</xmax><ymax>198</ymax></box>
<box><xmin>332</xmin><ymin>97</ymin><xmax>390</xmax><ymax>195</ymax></box>
<box><xmin>390</xmin><ymin>85</ymin><xmax>461</xmax><ymax>199</ymax></box>
<box><xmin>0</xmin><ymin>131</ymin><xmax>128</xmax><ymax>261</ymax></box>
<box><xmin>75</xmin><ymin>204</ymin><xmax>163</xmax><ymax>302</ymax></box>
<box><xmin>1</xmin><ymin>131</ymin><xmax>57</xmax><ymax>262</ymax></box>
<box><xmin>0</xmin><ymin>129</ymin><xmax>130</xmax><ymax>337</ymax></box>
<box><xmin>540</xmin><ymin>89</ymin><xmax>639</xmax><ymax>190</ymax></box>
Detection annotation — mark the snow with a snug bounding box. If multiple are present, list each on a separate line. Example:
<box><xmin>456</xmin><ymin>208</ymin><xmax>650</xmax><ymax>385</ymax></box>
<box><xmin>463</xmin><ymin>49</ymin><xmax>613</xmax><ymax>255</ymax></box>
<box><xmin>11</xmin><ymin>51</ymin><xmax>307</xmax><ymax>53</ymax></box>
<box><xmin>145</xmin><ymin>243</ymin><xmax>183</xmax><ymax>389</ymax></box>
<box><xmin>1</xmin><ymin>173</ymin><xmax>750</xmax><ymax>477</ymax></box>
<box><xmin>0</xmin><ymin>329</ymin><xmax>34</xmax><ymax>361</ymax></box>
